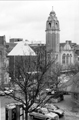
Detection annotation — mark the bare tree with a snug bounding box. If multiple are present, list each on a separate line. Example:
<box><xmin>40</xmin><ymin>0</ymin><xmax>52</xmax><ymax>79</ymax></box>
<box><xmin>68</xmin><ymin>63</ymin><xmax>79</xmax><ymax>94</ymax></box>
<box><xmin>47</xmin><ymin>63</ymin><xmax>62</xmax><ymax>91</ymax></box>
<box><xmin>68</xmin><ymin>62</ymin><xmax>79</xmax><ymax>75</ymax></box>
<box><xmin>0</xmin><ymin>50</ymin><xmax>55</xmax><ymax>120</ymax></box>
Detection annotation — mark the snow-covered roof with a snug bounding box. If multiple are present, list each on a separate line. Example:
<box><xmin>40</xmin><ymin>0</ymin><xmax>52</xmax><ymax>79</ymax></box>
<box><xmin>8</xmin><ymin>41</ymin><xmax>36</xmax><ymax>56</ymax></box>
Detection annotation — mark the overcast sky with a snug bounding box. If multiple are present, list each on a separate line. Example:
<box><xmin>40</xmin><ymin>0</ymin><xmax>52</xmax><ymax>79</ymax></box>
<box><xmin>0</xmin><ymin>0</ymin><xmax>79</xmax><ymax>44</ymax></box>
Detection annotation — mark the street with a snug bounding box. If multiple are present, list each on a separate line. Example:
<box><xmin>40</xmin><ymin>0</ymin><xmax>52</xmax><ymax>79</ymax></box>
<box><xmin>29</xmin><ymin>115</ymin><xmax>79</xmax><ymax>120</ymax></box>
<box><xmin>60</xmin><ymin>115</ymin><xmax>79</xmax><ymax>120</ymax></box>
<box><xmin>54</xmin><ymin>95</ymin><xmax>79</xmax><ymax>113</ymax></box>
<box><xmin>0</xmin><ymin>95</ymin><xmax>79</xmax><ymax>120</ymax></box>
<box><xmin>54</xmin><ymin>95</ymin><xmax>79</xmax><ymax>120</ymax></box>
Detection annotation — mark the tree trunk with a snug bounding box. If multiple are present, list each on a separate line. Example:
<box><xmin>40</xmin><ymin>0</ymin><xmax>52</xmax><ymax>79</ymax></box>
<box><xmin>56</xmin><ymin>83</ymin><xmax>58</xmax><ymax>90</ymax></box>
<box><xmin>25</xmin><ymin>108</ymin><xmax>28</xmax><ymax>120</ymax></box>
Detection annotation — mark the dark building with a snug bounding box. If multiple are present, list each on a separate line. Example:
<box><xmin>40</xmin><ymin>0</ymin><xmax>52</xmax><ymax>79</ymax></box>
<box><xmin>6</xmin><ymin>40</ymin><xmax>46</xmax><ymax>79</ymax></box>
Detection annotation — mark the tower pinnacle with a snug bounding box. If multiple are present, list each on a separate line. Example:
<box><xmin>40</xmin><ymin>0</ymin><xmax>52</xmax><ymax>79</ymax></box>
<box><xmin>46</xmin><ymin>7</ymin><xmax>60</xmax><ymax>53</ymax></box>
<box><xmin>52</xmin><ymin>6</ymin><xmax>53</xmax><ymax>12</ymax></box>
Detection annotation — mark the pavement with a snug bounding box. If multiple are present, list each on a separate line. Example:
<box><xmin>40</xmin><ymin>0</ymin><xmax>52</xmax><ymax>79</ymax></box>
<box><xmin>54</xmin><ymin>95</ymin><xmax>79</xmax><ymax>118</ymax></box>
<box><xmin>29</xmin><ymin>95</ymin><xmax>79</xmax><ymax>120</ymax></box>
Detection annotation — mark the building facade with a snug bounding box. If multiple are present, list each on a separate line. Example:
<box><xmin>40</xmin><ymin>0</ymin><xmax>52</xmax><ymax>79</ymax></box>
<box><xmin>46</xmin><ymin>8</ymin><xmax>79</xmax><ymax>105</ymax></box>
<box><xmin>0</xmin><ymin>36</ymin><xmax>9</xmax><ymax>85</ymax></box>
<box><xmin>46</xmin><ymin>8</ymin><xmax>60</xmax><ymax>63</ymax></box>
<box><xmin>46</xmin><ymin>8</ymin><xmax>79</xmax><ymax>68</ymax></box>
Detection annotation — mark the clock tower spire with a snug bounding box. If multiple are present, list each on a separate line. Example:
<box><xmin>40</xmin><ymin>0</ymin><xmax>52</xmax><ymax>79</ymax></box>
<box><xmin>46</xmin><ymin>7</ymin><xmax>60</xmax><ymax>54</ymax></box>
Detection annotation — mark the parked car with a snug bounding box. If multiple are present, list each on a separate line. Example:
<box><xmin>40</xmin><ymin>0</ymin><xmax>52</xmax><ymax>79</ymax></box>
<box><xmin>47</xmin><ymin>90</ymin><xmax>64</xmax><ymax>101</ymax></box>
<box><xmin>4</xmin><ymin>89</ymin><xmax>14</xmax><ymax>94</ymax></box>
<box><xmin>46</xmin><ymin>88</ymin><xmax>51</xmax><ymax>92</ymax></box>
<box><xmin>29</xmin><ymin>103</ymin><xmax>38</xmax><ymax>112</ymax></box>
<box><xmin>0</xmin><ymin>90</ymin><xmax>5</xmax><ymax>96</ymax></box>
<box><xmin>44</xmin><ymin>103</ymin><xmax>64</xmax><ymax>118</ymax></box>
<box><xmin>62</xmin><ymin>91</ymin><xmax>69</xmax><ymax>95</ymax></box>
<box><xmin>3</xmin><ymin>87</ymin><xmax>14</xmax><ymax>95</ymax></box>
<box><xmin>29</xmin><ymin>106</ymin><xmax>59</xmax><ymax>120</ymax></box>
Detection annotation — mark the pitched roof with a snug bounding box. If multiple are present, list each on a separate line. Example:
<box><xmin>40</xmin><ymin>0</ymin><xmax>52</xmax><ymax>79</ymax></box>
<box><xmin>8</xmin><ymin>41</ymin><xmax>36</xmax><ymax>56</ymax></box>
<box><xmin>60</xmin><ymin>41</ymin><xmax>79</xmax><ymax>52</ymax></box>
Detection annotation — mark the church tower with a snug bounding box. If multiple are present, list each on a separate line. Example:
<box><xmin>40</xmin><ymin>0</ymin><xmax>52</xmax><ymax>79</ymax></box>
<box><xmin>46</xmin><ymin>7</ymin><xmax>60</xmax><ymax>60</ymax></box>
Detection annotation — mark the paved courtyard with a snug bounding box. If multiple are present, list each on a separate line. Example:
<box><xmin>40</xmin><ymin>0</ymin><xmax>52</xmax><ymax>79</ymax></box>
<box><xmin>54</xmin><ymin>95</ymin><xmax>79</xmax><ymax>120</ymax></box>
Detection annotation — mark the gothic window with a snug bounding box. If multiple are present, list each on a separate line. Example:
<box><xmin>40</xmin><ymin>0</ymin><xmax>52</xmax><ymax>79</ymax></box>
<box><xmin>56</xmin><ymin>22</ymin><xmax>58</xmax><ymax>27</ymax></box>
<box><xmin>55</xmin><ymin>22</ymin><xmax>58</xmax><ymax>29</ymax></box>
<box><xmin>70</xmin><ymin>54</ymin><xmax>72</xmax><ymax>64</ymax></box>
<box><xmin>62</xmin><ymin>54</ymin><xmax>65</xmax><ymax>64</ymax></box>
<box><xmin>66</xmin><ymin>54</ymin><xmax>69</xmax><ymax>64</ymax></box>
<box><xmin>49</xmin><ymin>22</ymin><xmax>51</xmax><ymax>27</ymax></box>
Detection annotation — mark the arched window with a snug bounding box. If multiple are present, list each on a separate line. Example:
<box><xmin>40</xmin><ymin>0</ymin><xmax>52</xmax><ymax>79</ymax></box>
<box><xmin>62</xmin><ymin>54</ymin><xmax>65</xmax><ymax>64</ymax></box>
<box><xmin>0</xmin><ymin>51</ymin><xmax>2</xmax><ymax>56</ymax></box>
<box><xmin>66</xmin><ymin>54</ymin><xmax>69</xmax><ymax>64</ymax></box>
<box><xmin>49</xmin><ymin>22</ymin><xmax>51</xmax><ymax>28</ymax></box>
<box><xmin>70</xmin><ymin>54</ymin><xmax>72</xmax><ymax>64</ymax></box>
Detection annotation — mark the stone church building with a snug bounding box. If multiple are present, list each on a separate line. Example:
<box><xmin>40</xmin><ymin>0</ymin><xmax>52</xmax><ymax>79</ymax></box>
<box><xmin>46</xmin><ymin>8</ymin><xmax>79</xmax><ymax>69</ymax></box>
